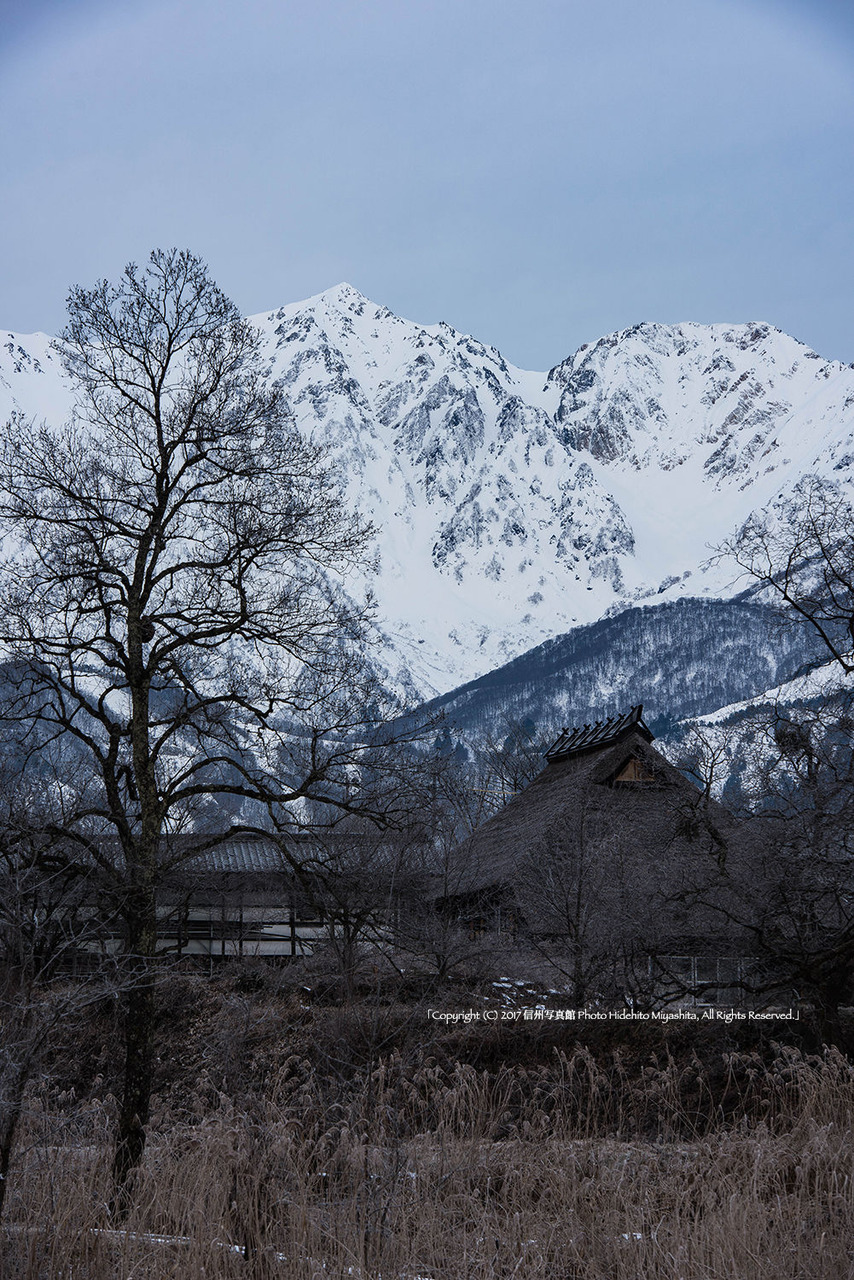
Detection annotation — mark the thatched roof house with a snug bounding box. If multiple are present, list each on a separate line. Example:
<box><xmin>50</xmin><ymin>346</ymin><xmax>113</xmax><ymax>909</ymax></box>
<box><xmin>445</xmin><ymin>706</ymin><xmax>747</xmax><ymax>1002</ymax></box>
<box><xmin>452</xmin><ymin>706</ymin><xmax>721</xmax><ymax>895</ymax></box>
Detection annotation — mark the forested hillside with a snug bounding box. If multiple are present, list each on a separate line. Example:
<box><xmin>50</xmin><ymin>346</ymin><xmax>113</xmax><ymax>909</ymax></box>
<box><xmin>423</xmin><ymin>596</ymin><xmax>825</xmax><ymax>740</ymax></box>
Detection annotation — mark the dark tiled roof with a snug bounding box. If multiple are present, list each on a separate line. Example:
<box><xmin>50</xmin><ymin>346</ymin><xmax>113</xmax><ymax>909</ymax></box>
<box><xmin>169</xmin><ymin>830</ymin><xmax>412</xmax><ymax>880</ymax></box>
<box><xmin>545</xmin><ymin>704</ymin><xmax>653</xmax><ymax>762</ymax></box>
<box><xmin>181</xmin><ymin>836</ymin><xmax>289</xmax><ymax>875</ymax></box>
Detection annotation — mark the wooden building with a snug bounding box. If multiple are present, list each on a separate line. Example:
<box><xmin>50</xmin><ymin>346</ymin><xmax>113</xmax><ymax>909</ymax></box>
<box><xmin>156</xmin><ymin>827</ymin><xmax>426</xmax><ymax>962</ymax></box>
<box><xmin>62</xmin><ymin>828</ymin><xmax>422</xmax><ymax>965</ymax></box>
<box><xmin>158</xmin><ymin>834</ymin><xmax>326</xmax><ymax>960</ymax></box>
<box><xmin>444</xmin><ymin>705</ymin><xmax>751</xmax><ymax>1005</ymax></box>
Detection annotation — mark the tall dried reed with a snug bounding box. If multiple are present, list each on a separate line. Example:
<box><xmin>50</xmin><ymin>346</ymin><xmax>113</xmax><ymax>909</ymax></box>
<box><xmin>3</xmin><ymin>1043</ymin><xmax>853</xmax><ymax>1278</ymax></box>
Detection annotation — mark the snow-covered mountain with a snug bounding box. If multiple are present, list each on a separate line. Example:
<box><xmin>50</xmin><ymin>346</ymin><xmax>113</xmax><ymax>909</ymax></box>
<box><xmin>3</xmin><ymin>289</ymin><xmax>853</xmax><ymax>697</ymax></box>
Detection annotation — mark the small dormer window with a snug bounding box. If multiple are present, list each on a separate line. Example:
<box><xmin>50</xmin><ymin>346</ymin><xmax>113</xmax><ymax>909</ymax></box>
<box><xmin>612</xmin><ymin>756</ymin><xmax>657</xmax><ymax>784</ymax></box>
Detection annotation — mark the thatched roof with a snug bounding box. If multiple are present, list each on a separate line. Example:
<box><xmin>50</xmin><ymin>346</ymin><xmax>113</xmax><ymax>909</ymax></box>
<box><xmin>450</xmin><ymin>718</ymin><xmax>730</xmax><ymax>905</ymax></box>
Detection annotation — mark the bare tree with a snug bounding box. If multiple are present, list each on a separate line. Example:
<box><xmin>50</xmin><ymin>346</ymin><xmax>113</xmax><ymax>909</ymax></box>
<box><xmin>666</xmin><ymin>700</ymin><xmax>854</xmax><ymax>1043</ymax></box>
<box><xmin>391</xmin><ymin>770</ymin><xmax>500</xmax><ymax>986</ymax></box>
<box><xmin>716</xmin><ymin>473</ymin><xmax>854</xmax><ymax>1039</ymax></box>
<box><xmin>745</xmin><ymin>698</ymin><xmax>854</xmax><ymax>1043</ymax></box>
<box><xmin>514</xmin><ymin>793</ymin><xmax>668</xmax><ymax>1006</ymax></box>
<box><xmin>279</xmin><ymin>821</ymin><xmax>423</xmax><ymax>1002</ymax></box>
<box><xmin>723</xmin><ymin>475</ymin><xmax>854</xmax><ymax>673</ymax></box>
<box><xmin>670</xmin><ymin>719</ymin><xmax>744</xmax><ymax>808</ymax></box>
<box><xmin>473</xmin><ymin>716</ymin><xmax>556</xmax><ymax>814</ymax></box>
<box><xmin>0</xmin><ymin>249</ymin><xmax>419</xmax><ymax>1201</ymax></box>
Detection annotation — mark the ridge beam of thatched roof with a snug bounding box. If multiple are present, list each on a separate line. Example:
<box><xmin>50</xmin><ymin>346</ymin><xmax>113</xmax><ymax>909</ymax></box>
<box><xmin>545</xmin><ymin>704</ymin><xmax>653</xmax><ymax>762</ymax></box>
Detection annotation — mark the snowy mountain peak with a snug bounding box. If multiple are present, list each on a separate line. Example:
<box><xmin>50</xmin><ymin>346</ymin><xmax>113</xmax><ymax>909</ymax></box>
<box><xmin>548</xmin><ymin>318</ymin><xmax>849</xmax><ymax>476</ymax></box>
<box><xmin>279</xmin><ymin>280</ymin><xmax>372</xmax><ymax>310</ymax></box>
<box><xmin>2</xmin><ymin>295</ymin><xmax>853</xmax><ymax>697</ymax></box>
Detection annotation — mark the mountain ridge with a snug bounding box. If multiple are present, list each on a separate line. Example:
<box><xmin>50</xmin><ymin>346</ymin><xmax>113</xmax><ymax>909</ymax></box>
<box><xmin>3</xmin><ymin>288</ymin><xmax>853</xmax><ymax>699</ymax></box>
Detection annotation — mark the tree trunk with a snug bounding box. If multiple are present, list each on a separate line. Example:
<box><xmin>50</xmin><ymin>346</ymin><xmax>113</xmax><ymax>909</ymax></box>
<box><xmin>111</xmin><ymin>885</ymin><xmax>158</xmax><ymax>1215</ymax></box>
<box><xmin>111</xmin><ymin>977</ymin><xmax>155</xmax><ymax>1205</ymax></box>
<box><xmin>0</xmin><ymin>1048</ymin><xmax>32</xmax><ymax>1222</ymax></box>
<box><xmin>571</xmin><ymin>939</ymin><xmax>586</xmax><ymax>1010</ymax></box>
<box><xmin>815</xmin><ymin>978</ymin><xmax>850</xmax><ymax>1053</ymax></box>
<box><xmin>111</xmin><ymin>630</ymin><xmax>160</xmax><ymax>1214</ymax></box>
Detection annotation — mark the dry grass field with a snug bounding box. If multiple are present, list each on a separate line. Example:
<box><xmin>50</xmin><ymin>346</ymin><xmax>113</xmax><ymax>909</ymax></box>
<box><xmin>2</xmin><ymin>973</ymin><xmax>854</xmax><ymax>1279</ymax></box>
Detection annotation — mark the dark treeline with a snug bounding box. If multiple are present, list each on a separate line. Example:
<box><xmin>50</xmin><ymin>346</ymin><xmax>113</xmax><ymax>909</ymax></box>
<box><xmin>423</xmin><ymin>595</ymin><xmax>825</xmax><ymax>742</ymax></box>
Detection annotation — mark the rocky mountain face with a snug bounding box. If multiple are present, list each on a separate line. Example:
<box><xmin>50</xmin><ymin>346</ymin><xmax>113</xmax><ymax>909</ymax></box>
<box><xmin>2</xmin><ymin>289</ymin><xmax>853</xmax><ymax>701</ymax></box>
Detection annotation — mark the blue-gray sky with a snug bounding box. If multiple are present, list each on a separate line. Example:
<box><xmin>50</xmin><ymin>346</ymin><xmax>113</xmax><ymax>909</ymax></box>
<box><xmin>1</xmin><ymin>0</ymin><xmax>853</xmax><ymax>368</ymax></box>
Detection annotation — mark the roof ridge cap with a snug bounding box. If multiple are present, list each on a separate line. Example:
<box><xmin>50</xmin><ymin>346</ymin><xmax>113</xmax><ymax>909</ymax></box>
<box><xmin>544</xmin><ymin>704</ymin><xmax>652</xmax><ymax>762</ymax></box>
